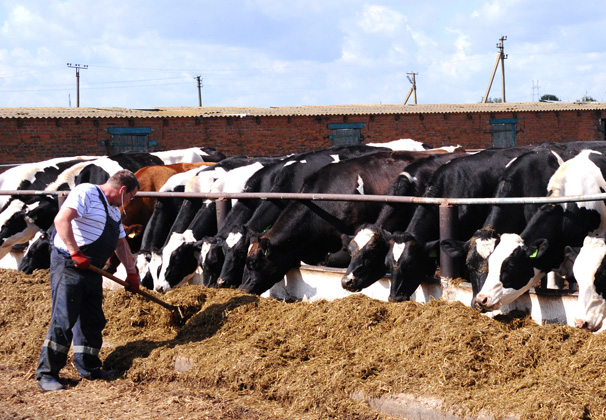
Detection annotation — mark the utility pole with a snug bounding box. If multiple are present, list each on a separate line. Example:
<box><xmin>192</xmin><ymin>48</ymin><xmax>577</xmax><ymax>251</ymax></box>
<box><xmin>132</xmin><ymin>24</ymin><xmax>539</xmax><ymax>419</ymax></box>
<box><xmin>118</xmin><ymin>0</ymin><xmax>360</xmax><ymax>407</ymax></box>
<box><xmin>195</xmin><ymin>75</ymin><xmax>203</xmax><ymax>106</ymax></box>
<box><xmin>403</xmin><ymin>72</ymin><xmax>418</xmax><ymax>105</ymax></box>
<box><xmin>67</xmin><ymin>63</ymin><xmax>88</xmax><ymax>107</ymax></box>
<box><xmin>482</xmin><ymin>36</ymin><xmax>507</xmax><ymax>103</ymax></box>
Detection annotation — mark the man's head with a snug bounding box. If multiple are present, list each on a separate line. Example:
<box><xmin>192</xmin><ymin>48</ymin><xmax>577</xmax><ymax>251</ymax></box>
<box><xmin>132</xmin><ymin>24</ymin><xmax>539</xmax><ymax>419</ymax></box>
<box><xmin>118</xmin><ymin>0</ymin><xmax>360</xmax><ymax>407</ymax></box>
<box><xmin>109</xmin><ymin>170</ymin><xmax>140</xmax><ymax>192</ymax></box>
<box><xmin>102</xmin><ymin>170</ymin><xmax>140</xmax><ymax>207</ymax></box>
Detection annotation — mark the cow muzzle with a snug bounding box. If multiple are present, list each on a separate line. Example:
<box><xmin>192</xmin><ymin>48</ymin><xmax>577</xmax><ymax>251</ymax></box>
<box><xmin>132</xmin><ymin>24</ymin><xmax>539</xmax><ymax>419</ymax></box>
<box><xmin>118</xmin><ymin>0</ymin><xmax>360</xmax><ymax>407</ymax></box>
<box><xmin>574</xmin><ymin>318</ymin><xmax>602</xmax><ymax>332</ymax></box>
<box><xmin>474</xmin><ymin>294</ymin><xmax>501</xmax><ymax>312</ymax></box>
<box><xmin>340</xmin><ymin>275</ymin><xmax>361</xmax><ymax>292</ymax></box>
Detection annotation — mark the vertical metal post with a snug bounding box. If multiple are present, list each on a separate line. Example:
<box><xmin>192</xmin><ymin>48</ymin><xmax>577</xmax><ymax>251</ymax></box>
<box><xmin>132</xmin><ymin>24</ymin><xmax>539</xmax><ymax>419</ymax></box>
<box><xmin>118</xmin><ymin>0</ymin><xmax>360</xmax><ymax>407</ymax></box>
<box><xmin>439</xmin><ymin>201</ymin><xmax>459</xmax><ymax>280</ymax></box>
<box><xmin>215</xmin><ymin>198</ymin><xmax>229</xmax><ymax>230</ymax></box>
<box><xmin>57</xmin><ymin>191</ymin><xmax>68</xmax><ymax>209</ymax></box>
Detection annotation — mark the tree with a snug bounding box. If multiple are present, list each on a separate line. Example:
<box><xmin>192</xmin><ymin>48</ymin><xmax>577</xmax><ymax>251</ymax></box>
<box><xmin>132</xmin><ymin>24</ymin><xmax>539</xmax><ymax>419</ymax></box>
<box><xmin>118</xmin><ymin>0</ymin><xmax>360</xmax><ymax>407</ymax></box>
<box><xmin>540</xmin><ymin>94</ymin><xmax>560</xmax><ymax>102</ymax></box>
<box><xmin>577</xmin><ymin>95</ymin><xmax>597</xmax><ymax>102</ymax></box>
<box><xmin>481</xmin><ymin>97</ymin><xmax>502</xmax><ymax>103</ymax></box>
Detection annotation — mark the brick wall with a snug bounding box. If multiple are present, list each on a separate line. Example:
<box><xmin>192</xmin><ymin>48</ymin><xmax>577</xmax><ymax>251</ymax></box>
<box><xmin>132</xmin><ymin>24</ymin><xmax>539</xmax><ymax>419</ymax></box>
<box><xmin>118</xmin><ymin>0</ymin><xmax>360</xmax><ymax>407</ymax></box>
<box><xmin>1</xmin><ymin>109</ymin><xmax>604</xmax><ymax>165</ymax></box>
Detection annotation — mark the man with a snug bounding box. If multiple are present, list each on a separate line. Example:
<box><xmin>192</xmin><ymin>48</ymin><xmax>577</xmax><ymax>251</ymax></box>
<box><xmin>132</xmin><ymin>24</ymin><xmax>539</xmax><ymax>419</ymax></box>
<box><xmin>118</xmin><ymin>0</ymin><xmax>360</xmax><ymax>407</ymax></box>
<box><xmin>36</xmin><ymin>170</ymin><xmax>141</xmax><ymax>392</ymax></box>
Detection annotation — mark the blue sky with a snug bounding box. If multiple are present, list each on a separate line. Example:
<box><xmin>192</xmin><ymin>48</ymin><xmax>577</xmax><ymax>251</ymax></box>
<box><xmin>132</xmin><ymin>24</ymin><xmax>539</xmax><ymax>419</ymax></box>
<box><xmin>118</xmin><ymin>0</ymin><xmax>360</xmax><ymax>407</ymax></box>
<box><xmin>1</xmin><ymin>0</ymin><xmax>605</xmax><ymax>108</ymax></box>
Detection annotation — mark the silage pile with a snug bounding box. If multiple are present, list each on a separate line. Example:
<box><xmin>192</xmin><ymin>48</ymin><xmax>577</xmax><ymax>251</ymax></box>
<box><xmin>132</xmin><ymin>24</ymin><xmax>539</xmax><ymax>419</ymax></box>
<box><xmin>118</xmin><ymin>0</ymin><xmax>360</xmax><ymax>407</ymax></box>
<box><xmin>3</xmin><ymin>268</ymin><xmax>606</xmax><ymax>420</ymax></box>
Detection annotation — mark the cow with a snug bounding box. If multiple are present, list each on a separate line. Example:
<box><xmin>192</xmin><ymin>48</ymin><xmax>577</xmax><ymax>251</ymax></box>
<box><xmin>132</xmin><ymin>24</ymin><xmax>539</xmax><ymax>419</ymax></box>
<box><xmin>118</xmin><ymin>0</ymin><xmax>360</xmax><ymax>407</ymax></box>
<box><xmin>385</xmin><ymin>146</ymin><xmax>534</xmax><ymax>303</ymax></box>
<box><xmin>17</xmin><ymin>228</ymin><xmax>52</xmax><ymax>274</ymax></box>
<box><xmin>340</xmin><ymin>150</ymin><xmax>467</xmax><ymax>293</ymax></box>
<box><xmin>475</xmin><ymin>149</ymin><xmax>606</xmax><ymax>312</ymax></box>
<box><xmin>366</xmin><ymin>139</ymin><xmax>431</xmax><ymax>150</ymax></box>
<box><xmin>205</xmin><ymin>144</ymin><xmax>398</xmax><ymax>290</ymax></box>
<box><xmin>151</xmin><ymin>156</ymin><xmax>283</xmax><ymax>292</ymax></box>
<box><xmin>238</xmin><ymin>150</ymin><xmax>442</xmax><ymax>296</ymax></box>
<box><xmin>0</xmin><ymin>156</ymin><xmax>99</xmax><ymax>210</ymax></box>
<box><xmin>570</xmin><ymin>235</ymin><xmax>606</xmax><ymax>331</ymax></box>
<box><xmin>150</xmin><ymin>146</ymin><xmax>225</xmax><ymax>164</ymax></box>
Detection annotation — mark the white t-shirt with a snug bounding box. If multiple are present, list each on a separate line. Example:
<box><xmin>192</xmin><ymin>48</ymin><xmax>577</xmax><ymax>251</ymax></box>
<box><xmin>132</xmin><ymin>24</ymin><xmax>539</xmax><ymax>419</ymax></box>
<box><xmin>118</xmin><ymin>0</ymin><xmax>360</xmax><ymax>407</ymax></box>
<box><xmin>53</xmin><ymin>183</ymin><xmax>126</xmax><ymax>252</ymax></box>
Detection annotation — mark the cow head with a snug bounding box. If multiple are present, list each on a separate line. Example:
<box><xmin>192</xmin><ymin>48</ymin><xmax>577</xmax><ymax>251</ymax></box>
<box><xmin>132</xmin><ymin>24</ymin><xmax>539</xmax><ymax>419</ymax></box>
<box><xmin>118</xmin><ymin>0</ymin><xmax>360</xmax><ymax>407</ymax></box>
<box><xmin>136</xmin><ymin>250</ymin><xmax>155</xmax><ymax>290</ymax></box>
<box><xmin>385</xmin><ymin>231</ymin><xmax>439</xmax><ymax>302</ymax></box>
<box><xmin>239</xmin><ymin>235</ymin><xmax>293</xmax><ymax>295</ymax></box>
<box><xmin>17</xmin><ymin>229</ymin><xmax>51</xmax><ymax>274</ymax></box>
<box><xmin>199</xmin><ymin>236</ymin><xmax>225</xmax><ymax>288</ymax></box>
<box><xmin>341</xmin><ymin>225</ymin><xmax>389</xmax><ymax>292</ymax></box>
<box><xmin>572</xmin><ymin>236</ymin><xmax>606</xmax><ymax>332</ymax></box>
<box><xmin>475</xmin><ymin>233</ymin><xmax>545</xmax><ymax>311</ymax></box>
<box><xmin>441</xmin><ymin>227</ymin><xmax>501</xmax><ymax>308</ymax></box>
<box><xmin>217</xmin><ymin>225</ymin><xmax>251</xmax><ymax>289</ymax></box>
<box><xmin>0</xmin><ymin>197</ymin><xmax>56</xmax><ymax>259</ymax></box>
<box><xmin>155</xmin><ymin>230</ymin><xmax>201</xmax><ymax>292</ymax></box>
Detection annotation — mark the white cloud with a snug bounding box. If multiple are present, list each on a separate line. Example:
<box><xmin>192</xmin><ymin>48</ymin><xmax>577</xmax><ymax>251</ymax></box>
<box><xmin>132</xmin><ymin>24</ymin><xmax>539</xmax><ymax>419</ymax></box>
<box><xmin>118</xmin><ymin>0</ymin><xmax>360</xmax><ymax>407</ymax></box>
<box><xmin>1</xmin><ymin>0</ymin><xmax>606</xmax><ymax>106</ymax></box>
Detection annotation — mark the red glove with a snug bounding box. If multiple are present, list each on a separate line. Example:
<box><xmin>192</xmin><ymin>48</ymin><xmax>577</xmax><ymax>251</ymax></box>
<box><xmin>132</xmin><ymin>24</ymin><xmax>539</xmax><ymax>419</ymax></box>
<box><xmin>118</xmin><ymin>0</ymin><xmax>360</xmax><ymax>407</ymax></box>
<box><xmin>125</xmin><ymin>273</ymin><xmax>140</xmax><ymax>293</ymax></box>
<box><xmin>70</xmin><ymin>250</ymin><xmax>90</xmax><ymax>270</ymax></box>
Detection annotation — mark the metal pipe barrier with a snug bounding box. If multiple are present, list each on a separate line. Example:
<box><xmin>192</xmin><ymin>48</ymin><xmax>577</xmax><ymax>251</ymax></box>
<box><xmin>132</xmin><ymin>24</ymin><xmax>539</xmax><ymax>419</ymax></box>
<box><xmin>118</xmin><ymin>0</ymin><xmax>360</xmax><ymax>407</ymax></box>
<box><xmin>3</xmin><ymin>189</ymin><xmax>606</xmax><ymax>280</ymax></box>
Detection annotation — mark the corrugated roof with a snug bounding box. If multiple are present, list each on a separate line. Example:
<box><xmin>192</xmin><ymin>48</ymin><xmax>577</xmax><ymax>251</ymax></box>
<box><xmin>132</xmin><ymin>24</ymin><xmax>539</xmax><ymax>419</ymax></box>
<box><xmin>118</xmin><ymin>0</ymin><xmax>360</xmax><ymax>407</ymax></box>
<box><xmin>1</xmin><ymin>102</ymin><xmax>605</xmax><ymax>119</ymax></box>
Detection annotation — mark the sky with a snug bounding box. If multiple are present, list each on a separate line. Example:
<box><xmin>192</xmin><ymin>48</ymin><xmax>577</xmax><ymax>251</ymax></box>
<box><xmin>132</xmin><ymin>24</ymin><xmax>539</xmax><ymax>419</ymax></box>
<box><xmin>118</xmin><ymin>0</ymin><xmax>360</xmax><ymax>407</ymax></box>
<box><xmin>1</xmin><ymin>0</ymin><xmax>605</xmax><ymax>109</ymax></box>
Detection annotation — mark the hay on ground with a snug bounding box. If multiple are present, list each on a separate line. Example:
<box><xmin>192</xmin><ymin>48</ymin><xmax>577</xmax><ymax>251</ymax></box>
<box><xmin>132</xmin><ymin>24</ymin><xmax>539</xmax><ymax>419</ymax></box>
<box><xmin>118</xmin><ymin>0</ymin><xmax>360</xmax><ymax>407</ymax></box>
<box><xmin>3</xmin><ymin>267</ymin><xmax>606</xmax><ymax>419</ymax></box>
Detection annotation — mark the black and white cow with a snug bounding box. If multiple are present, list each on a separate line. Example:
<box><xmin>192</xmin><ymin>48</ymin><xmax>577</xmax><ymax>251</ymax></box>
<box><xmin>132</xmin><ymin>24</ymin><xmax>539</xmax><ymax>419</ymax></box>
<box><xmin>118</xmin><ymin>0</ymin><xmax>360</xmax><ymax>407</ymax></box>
<box><xmin>571</xmin><ymin>235</ymin><xmax>606</xmax><ymax>331</ymax></box>
<box><xmin>17</xmin><ymin>227</ymin><xmax>53</xmax><ymax>274</ymax></box>
<box><xmin>239</xmin><ymin>150</ymin><xmax>440</xmax><ymax>295</ymax></box>
<box><xmin>340</xmin><ymin>150</ymin><xmax>467</xmax><ymax>292</ymax></box>
<box><xmin>475</xmin><ymin>149</ymin><xmax>606</xmax><ymax>311</ymax></box>
<box><xmin>207</xmin><ymin>144</ymin><xmax>396</xmax><ymax>289</ymax></box>
<box><xmin>0</xmin><ymin>156</ymin><xmax>104</xmax><ymax>259</ymax></box>
<box><xmin>385</xmin><ymin>146</ymin><xmax>533</xmax><ymax>302</ymax></box>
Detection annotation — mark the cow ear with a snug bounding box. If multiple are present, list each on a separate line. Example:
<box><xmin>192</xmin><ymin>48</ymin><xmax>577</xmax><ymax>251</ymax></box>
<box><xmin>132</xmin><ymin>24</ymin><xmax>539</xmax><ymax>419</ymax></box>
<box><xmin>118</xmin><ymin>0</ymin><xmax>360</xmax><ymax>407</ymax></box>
<box><xmin>341</xmin><ymin>233</ymin><xmax>353</xmax><ymax>248</ymax></box>
<box><xmin>564</xmin><ymin>245</ymin><xmax>580</xmax><ymax>262</ymax></box>
<box><xmin>527</xmin><ymin>239</ymin><xmax>549</xmax><ymax>259</ymax></box>
<box><xmin>440</xmin><ymin>239</ymin><xmax>468</xmax><ymax>258</ymax></box>
<box><xmin>425</xmin><ymin>240</ymin><xmax>441</xmax><ymax>258</ymax></box>
<box><xmin>259</xmin><ymin>237</ymin><xmax>272</xmax><ymax>257</ymax></box>
<box><xmin>381</xmin><ymin>228</ymin><xmax>392</xmax><ymax>243</ymax></box>
<box><xmin>249</xmin><ymin>230</ymin><xmax>262</xmax><ymax>244</ymax></box>
<box><xmin>192</xmin><ymin>239</ymin><xmax>204</xmax><ymax>252</ymax></box>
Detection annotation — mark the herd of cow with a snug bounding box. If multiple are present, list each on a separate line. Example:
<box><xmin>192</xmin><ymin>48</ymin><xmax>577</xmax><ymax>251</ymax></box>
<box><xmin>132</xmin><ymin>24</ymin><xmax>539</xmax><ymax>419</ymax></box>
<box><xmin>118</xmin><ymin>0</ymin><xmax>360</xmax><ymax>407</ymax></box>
<box><xmin>3</xmin><ymin>140</ymin><xmax>606</xmax><ymax>332</ymax></box>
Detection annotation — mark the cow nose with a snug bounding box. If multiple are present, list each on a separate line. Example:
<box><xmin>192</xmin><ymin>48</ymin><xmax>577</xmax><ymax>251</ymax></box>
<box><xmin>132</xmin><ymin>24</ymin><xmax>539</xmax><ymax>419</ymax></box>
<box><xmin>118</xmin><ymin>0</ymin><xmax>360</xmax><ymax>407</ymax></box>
<box><xmin>217</xmin><ymin>278</ymin><xmax>226</xmax><ymax>288</ymax></box>
<box><xmin>475</xmin><ymin>294</ymin><xmax>491</xmax><ymax>308</ymax></box>
<box><xmin>574</xmin><ymin>318</ymin><xmax>601</xmax><ymax>331</ymax></box>
<box><xmin>341</xmin><ymin>276</ymin><xmax>352</xmax><ymax>289</ymax></box>
<box><xmin>155</xmin><ymin>286</ymin><xmax>165</xmax><ymax>293</ymax></box>
<box><xmin>574</xmin><ymin>319</ymin><xmax>589</xmax><ymax>330</ymax></box>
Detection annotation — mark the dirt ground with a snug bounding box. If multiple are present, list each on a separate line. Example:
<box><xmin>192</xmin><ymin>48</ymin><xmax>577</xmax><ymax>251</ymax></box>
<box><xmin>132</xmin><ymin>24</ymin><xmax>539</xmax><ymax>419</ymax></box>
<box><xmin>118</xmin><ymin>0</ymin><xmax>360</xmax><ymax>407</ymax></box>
<box><xmin>0</xmin><ymin>365</ymin><xmax>284</xmax><ymax>420</ymax></box>
<box><xmin>5</xmin><ymin>267</ymin><xmax>606</xmax><ymax>420</ymax></box>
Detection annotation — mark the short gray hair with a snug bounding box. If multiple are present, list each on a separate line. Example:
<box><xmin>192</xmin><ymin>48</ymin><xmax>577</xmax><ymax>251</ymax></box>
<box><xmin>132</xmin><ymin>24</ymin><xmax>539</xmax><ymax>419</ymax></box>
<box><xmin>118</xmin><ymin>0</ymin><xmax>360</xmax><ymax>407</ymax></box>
<box><xmin>108</xmin><ymin>170</ymin><xmax>140</xmax><ymax>193</ymax></box>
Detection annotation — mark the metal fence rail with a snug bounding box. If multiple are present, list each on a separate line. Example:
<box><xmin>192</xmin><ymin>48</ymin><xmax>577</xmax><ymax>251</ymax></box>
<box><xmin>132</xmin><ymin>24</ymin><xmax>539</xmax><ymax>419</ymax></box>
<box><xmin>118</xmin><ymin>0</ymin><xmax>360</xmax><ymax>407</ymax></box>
<box><xmin>2</xmin><ymin>189</ymin><xmax>605</xmax><ymax>280</ymax></box>
<box><xmin>3</xmin><ymin>189</ymin><xmax>606</xmax><ymax>205</ymax></box>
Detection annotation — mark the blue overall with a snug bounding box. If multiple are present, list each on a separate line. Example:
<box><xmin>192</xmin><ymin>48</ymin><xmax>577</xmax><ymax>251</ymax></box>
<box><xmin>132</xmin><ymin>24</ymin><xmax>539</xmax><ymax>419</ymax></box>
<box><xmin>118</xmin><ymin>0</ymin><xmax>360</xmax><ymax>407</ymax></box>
<box><xmin>36</xmin><ymin>187</ymin><xmax>121</xmax><ymax>380</ymax></box>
